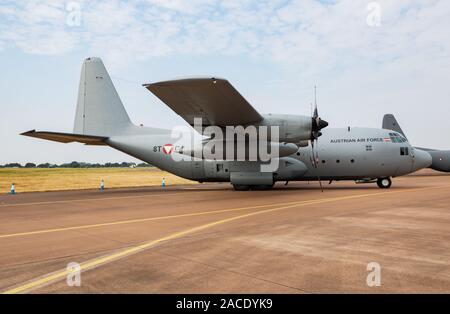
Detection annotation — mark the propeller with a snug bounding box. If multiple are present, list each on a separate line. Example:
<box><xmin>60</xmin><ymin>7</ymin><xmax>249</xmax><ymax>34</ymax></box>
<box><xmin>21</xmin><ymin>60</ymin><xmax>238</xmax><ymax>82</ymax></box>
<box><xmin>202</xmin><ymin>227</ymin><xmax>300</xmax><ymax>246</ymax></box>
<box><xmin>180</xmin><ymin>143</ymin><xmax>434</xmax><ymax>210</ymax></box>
<box><xmin>309</xmin><ymin>86</ymin><xmax>328</xmax><ymax>192</ymax></box>
<box><xmin>311</xmin><ymin>87</ymin><xmax>329</xmax><ymax>141</ymax></box>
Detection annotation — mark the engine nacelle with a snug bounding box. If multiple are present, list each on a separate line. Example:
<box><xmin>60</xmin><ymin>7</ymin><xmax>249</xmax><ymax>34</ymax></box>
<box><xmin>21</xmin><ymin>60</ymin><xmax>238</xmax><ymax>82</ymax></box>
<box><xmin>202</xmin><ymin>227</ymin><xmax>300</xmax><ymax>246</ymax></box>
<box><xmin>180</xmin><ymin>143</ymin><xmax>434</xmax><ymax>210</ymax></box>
<box><xmin>258</xmin><ymin>114</ymin><xmax>312</xmax><ymax>143</ymax></box>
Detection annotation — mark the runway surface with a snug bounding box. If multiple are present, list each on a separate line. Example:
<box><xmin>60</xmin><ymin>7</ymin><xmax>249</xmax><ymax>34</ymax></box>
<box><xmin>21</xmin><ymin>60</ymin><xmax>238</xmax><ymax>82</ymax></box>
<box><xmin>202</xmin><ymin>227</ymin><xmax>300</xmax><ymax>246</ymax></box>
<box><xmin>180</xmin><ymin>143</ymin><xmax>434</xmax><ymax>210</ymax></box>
<box><xmin>1</xmin><ymin>173</ymin><xmax>450</xmax><ymax>293</ymax></box>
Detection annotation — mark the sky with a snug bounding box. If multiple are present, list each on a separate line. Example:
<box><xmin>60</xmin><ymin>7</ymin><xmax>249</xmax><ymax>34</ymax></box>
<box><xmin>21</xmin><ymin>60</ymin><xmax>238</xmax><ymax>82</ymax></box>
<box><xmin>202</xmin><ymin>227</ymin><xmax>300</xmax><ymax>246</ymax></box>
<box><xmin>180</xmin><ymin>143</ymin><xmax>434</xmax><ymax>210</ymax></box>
<box><xmin>0</xmin><ymin>0</ymin><xmax>449</xmax><ymax>164</ymax></box>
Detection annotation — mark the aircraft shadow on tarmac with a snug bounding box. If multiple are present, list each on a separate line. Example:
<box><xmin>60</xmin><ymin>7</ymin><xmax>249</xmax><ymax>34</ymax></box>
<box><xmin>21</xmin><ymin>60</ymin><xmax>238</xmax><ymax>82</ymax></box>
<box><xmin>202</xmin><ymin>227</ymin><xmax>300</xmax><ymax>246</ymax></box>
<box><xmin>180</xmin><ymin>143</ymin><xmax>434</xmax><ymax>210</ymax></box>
<box><xmin>88</xmin><ymin>180</ymin><xmax>438</xmax><ymax>194</ymax></box>
<box><xmin>166</xmin><ymin>183</ymin><xmax>430</xmax><ymax>192</ymax></box>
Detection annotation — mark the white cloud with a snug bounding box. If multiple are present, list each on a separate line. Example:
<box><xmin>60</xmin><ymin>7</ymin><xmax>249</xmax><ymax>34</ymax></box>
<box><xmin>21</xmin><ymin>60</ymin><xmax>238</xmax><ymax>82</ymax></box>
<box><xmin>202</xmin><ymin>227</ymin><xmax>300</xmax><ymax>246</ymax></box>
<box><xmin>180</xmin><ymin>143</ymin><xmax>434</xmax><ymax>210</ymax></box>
<box><xmin>0</xmin><ymin>0</ymin><xmax>449</xmax><ymax>108</ymax></box>
<box><xmin>0</xmin><ymin>0</ymin><xmax>80</xmax><ymax>55</ymax></box>
<box><xmin>1</xmin><ymin>0</ymin><xmax>448</xmax><ymax>70</ymax></box>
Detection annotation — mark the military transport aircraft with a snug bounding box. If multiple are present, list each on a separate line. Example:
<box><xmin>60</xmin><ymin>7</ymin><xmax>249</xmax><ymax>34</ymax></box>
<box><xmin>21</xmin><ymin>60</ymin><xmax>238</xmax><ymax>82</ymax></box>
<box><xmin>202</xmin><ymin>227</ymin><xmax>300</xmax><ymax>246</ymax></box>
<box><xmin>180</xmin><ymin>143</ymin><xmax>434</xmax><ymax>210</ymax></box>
<box><xmin>383</xmin><ymin>114</ymin><xmax>450</xmax><ymax>173</ymax></box>
<box><xmin>21</xmin><ymin>58</ymin><xmax>432</xmax><ymax>191</ymax></box>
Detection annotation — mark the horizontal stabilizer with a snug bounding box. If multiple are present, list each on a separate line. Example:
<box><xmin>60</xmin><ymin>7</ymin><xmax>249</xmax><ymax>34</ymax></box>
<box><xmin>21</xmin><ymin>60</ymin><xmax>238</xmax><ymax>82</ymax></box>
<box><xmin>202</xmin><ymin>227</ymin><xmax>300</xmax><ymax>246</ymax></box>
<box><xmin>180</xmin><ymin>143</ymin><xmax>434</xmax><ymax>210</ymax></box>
<box><xmin>21</xmin><ymin>130</ymin><xmax>107</xmax><ymax>146</ymax></box>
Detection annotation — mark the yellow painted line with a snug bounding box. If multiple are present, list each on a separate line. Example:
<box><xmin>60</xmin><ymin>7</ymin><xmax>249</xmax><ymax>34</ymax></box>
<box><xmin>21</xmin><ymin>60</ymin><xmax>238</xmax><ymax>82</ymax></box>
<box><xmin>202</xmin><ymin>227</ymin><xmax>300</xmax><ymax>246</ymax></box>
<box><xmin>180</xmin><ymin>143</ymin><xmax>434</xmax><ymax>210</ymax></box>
<box><xmin>0</xmin><ymin>191</ymin><xmax>198</xmax><ymax>208</ymax></box>
<box><xmin>3</xmin><ymin>184</ymin><xmax>449</xmax><ymax>294</ymax></box>
<box><xmin>0</xmin><ymin>199</ymin><xmax>337</xmax><ymax>294</ymax></box>
<box><xmin>0</xmin><ymin>199</ymin><xmax>317</xmax><ymax>239</ymax></box>
<box><xmin>1</xmin><ymin>185</ymin><xmax>446</xmax><ymax>239</ymax></box>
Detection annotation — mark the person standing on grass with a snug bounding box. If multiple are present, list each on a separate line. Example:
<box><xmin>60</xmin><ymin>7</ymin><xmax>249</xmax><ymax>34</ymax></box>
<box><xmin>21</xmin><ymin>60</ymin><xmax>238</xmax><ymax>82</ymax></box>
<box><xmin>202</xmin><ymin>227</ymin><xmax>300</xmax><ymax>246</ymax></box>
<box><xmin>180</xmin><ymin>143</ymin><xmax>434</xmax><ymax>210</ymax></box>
<box><xmin>162</xmin><ymin>177</ymin><xmax>166</xmax><ymax>188</ymax></box>
<box><xmin>10</xmin><ymin>183</ymin><xmax>15</xmax><ymax>194</ymax></box>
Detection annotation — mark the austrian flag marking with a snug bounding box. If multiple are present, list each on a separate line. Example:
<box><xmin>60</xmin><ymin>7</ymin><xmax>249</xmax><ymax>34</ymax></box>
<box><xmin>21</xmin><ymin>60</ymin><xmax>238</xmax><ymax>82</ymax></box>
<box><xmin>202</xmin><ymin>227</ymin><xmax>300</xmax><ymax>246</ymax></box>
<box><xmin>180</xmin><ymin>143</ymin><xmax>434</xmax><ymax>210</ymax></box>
<box><xmin>163</xmin><ymin>144</ymin><xmax>174</xmax><ymax>155</ymax></box>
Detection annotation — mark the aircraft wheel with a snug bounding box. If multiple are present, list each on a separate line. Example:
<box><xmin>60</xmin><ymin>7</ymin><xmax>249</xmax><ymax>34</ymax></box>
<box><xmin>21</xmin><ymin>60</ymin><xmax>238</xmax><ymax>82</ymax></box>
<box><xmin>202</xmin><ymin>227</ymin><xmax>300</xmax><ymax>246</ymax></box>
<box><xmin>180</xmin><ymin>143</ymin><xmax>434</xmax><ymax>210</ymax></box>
<box><xmin>377</xmin><ymin>177</ymin><xmax>392</xmax><ymax>189</ymax></box>
<box><xmin>233</xmin><ymin>184</ymin><xmax>251</xmax><ymax>191</ymax></box>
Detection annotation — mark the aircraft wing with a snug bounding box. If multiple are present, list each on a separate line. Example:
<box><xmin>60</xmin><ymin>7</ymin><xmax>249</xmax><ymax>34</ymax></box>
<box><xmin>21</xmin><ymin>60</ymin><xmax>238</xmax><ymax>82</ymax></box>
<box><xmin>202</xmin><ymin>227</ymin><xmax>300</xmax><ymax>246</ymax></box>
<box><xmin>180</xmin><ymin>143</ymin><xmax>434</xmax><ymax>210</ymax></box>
<box><xmin>21</xmin><ymin>130</ymin><xmax>107</xmax><ymax>146</ymax></box>
<box><xmin>143</xmin><ymin>78</ymin><xmax>263</xmax><ymax>126</ymax></box>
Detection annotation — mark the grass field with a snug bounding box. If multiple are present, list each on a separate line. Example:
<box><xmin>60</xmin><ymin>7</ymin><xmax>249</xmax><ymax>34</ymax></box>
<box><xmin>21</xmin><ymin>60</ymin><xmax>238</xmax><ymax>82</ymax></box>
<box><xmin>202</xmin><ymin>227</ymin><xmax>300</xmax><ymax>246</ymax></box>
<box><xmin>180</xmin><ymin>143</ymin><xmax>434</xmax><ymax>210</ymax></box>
<box><xmin>0</xmin><ymin>168</ymin><xmax>196</xmax><ymax>193</ymax></box>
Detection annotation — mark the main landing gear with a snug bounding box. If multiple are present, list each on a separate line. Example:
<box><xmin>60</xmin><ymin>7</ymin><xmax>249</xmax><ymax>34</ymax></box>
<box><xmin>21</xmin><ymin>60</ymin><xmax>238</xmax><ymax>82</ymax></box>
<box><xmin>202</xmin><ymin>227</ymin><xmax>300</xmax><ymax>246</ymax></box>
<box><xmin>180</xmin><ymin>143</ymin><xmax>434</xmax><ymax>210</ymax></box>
<box><xmin>377</xmin><ymin>177</ymin><xmax>392</xmax><ymax>189</ymax></box>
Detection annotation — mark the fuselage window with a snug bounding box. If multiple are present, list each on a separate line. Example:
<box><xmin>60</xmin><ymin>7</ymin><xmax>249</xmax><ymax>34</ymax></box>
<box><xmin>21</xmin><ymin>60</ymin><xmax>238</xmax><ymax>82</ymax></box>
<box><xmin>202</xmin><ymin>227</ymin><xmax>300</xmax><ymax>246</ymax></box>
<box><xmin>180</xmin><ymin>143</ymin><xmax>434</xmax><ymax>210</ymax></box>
<box><xmin>400</xmin><ymin>147</ymin><xmax>410</xmax><ymax>156</ymax></box>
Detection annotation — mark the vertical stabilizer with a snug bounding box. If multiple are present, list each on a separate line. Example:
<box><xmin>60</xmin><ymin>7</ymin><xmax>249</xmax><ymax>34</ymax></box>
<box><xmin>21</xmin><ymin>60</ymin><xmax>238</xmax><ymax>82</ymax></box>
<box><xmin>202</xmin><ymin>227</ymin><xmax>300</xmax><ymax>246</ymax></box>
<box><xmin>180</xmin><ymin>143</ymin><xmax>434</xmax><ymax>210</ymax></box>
<box><xmin>382</xmin><ymin>114</ymin><xmax>407</xmax><ymax>139</ymax></box>
<box><xmin>73</xmin><ymin>57</ymin><xmax>132</xmax><ymax>136</ymax></box>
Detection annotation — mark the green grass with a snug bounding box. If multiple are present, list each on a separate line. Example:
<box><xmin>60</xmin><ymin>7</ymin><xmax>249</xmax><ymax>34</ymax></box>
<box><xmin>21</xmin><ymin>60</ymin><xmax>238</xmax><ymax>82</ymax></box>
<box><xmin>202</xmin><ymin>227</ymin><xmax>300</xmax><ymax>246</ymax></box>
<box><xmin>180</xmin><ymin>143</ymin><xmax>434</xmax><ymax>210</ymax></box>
<box><xmin>0</xmin><ymin>168</ymin><xmax>195</xmax><ymax>193</ymax></box>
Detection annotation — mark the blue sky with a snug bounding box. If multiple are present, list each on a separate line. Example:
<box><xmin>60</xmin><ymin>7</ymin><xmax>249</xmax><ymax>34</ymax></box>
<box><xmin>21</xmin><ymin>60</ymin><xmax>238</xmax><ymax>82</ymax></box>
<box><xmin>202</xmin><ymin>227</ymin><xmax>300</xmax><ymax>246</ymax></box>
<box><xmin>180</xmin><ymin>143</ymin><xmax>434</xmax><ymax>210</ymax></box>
<box><xmin>1</xmin><ymin>0</ymin><xmax>449</xmax><ymax>164</ymax></box>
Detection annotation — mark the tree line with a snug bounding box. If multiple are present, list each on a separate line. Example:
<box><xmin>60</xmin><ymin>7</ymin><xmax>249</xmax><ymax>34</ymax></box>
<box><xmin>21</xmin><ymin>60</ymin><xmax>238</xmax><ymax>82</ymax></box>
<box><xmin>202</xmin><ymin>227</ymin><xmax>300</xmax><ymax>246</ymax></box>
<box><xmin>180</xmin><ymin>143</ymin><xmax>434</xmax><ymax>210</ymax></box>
<box><xmin>0</xmin><ymin>162</ymin><xmax>153</xmax><ymax>168</ymax></box>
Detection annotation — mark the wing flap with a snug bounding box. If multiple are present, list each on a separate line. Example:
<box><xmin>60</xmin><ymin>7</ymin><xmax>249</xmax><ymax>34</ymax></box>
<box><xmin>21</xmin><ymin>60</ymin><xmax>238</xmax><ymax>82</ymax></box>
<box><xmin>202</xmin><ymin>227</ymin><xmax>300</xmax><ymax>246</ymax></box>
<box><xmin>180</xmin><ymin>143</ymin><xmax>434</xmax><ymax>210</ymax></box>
<box><xmin>21</xmin><ymin>130</ymin><xmax>107</xmax><ymax>146</ymax></box>
<box><xmin>144</xmin><ymin>78</ymin><xmax>263</xmax><ymax>126</ymax></box>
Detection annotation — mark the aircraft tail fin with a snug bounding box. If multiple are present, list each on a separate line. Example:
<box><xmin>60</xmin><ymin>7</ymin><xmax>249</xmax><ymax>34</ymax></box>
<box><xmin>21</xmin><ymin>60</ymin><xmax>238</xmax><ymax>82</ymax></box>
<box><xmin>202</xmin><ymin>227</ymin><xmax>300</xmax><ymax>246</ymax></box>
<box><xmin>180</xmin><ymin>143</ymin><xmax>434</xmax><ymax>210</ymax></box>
<box><xmin>382</xmin><ymin>114</ymin><xmax>408</xmax><ymax>139</ymax></box>
<box><xmin>73</xmin><ymin>57</ymin><xmax>132</xmax><ymax>136</ymax></box>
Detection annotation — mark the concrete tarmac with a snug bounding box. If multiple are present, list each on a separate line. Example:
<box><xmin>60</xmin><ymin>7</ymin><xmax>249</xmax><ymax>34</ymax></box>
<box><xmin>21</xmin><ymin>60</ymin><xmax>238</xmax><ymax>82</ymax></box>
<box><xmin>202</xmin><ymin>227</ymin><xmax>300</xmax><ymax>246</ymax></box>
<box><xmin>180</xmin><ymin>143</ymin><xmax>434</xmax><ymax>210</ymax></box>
<box><xmin>1</xmin><ymin>172</ymin><xmax>449</xmax><ymax>293</ymax></box>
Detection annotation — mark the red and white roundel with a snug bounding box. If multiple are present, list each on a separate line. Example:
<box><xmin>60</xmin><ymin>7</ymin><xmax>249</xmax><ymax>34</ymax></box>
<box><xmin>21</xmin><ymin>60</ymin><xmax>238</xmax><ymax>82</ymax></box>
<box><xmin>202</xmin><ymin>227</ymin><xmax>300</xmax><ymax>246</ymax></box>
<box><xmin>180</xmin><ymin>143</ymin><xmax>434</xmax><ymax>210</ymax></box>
<box><xmin>162</xmin><ymin>144</ymin><xmax>174</xmax><ymax>155</ymax></box>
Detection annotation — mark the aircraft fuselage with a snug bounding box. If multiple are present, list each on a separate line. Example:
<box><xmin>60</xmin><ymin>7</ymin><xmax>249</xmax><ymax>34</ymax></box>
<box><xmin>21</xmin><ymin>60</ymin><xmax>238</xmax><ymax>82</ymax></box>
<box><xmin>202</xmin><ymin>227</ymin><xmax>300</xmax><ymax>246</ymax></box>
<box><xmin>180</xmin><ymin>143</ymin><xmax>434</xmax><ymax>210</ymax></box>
<box><xmin>106</xmin><ymin>127</ymin><xmax>431</xmax><ymax>184</ymax></box>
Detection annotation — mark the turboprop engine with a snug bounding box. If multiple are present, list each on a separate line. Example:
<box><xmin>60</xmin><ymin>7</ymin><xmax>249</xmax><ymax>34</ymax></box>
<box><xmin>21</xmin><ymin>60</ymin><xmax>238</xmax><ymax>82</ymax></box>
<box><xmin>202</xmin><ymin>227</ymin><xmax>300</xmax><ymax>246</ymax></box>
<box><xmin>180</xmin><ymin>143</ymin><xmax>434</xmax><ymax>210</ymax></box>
<box><xmin>258</xmin><ymin>113</ymin><xmax>328</xmax><ymax>144</ymax></box>
<box><xmin>179</xmin><ymin>111</ymin><xmax>328</xmax><ymax>161</ymax></box>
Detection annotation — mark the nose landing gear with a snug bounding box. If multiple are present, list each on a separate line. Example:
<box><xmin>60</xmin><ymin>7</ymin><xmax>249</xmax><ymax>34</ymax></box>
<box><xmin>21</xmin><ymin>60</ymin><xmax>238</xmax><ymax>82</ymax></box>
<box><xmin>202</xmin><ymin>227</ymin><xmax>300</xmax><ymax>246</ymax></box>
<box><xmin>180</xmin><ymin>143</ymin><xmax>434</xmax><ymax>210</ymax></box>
<box><xmin>377</xmin><ymin>177</ymin><xmax>392</xmax><ymax>189</ymax></box>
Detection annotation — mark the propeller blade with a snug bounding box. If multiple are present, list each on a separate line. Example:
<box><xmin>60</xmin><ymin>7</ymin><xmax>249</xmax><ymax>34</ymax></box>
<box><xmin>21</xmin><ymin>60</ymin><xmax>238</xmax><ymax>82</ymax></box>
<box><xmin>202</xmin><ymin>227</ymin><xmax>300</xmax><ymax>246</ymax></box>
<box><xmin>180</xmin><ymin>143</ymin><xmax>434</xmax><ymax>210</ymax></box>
<box><xmin>310</xmin><ymin>86</ymin><xmax>325</xmax><ymax>192</ymax></box>
<box><xmin>315</xmin><ymin>139</ymin><xmax>323</xmax><ymax>192</ymax></box>
<box><xmin>310</xmin><ymin>86</ymin><xmax>328</xmax><ymax>141</ymax></box>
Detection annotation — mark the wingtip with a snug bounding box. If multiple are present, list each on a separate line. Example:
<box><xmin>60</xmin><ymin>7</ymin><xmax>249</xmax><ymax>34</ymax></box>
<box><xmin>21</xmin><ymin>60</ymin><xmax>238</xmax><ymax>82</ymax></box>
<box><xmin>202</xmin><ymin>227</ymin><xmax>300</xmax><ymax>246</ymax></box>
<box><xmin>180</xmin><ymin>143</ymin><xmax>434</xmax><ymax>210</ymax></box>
<box><xmin>20</xmin><ymin>129</ymin><xmax>36</xmax><ymax>136</ymax></box>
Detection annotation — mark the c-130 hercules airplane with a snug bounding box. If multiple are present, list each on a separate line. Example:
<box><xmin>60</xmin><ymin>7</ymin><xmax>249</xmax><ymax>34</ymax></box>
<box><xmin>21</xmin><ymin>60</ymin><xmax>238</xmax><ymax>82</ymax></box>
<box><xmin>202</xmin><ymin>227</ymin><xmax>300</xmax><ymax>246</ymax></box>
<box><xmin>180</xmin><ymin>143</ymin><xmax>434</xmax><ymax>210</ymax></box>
<box><xmin>21</xmin><ymin>58</ymin><xmax>432</xmax><ymax>190</ymax></box>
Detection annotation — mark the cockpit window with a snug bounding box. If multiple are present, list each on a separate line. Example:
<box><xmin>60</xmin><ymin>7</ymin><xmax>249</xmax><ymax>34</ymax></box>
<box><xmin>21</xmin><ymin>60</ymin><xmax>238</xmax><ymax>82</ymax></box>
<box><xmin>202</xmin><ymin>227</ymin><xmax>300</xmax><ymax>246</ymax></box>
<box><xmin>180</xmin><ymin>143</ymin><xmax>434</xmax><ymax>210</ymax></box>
<box><xmin>389</xmin><ymin>133</ymin><xmax>408</xmax><ymax>144</ymax></box>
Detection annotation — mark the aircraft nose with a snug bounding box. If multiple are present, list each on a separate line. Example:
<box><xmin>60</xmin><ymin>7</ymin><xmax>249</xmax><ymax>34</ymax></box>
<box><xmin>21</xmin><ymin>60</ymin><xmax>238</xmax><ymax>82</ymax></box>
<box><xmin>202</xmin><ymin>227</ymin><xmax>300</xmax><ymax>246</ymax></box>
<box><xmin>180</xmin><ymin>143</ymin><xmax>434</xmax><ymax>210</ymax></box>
<box><xmin>413</xmin><ymin>149</ymin><xmax>432</xmax><ymax>171</ymax></box>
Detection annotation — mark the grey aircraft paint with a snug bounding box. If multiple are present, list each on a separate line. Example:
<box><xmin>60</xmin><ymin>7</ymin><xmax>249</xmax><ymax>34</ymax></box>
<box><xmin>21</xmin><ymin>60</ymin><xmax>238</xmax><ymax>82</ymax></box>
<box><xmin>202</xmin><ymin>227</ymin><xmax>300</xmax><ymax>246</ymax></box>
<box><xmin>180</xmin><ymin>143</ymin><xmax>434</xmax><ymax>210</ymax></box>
<box><xmin>105</xmin><ymin>127</ymin><xmax>431</xmax><ymax>183</ymax></box>
<box><xmin>383</xmin><ymin>114</ymin><xmax>450</xmax><ymax>172</ymax></box>
<box><xmin>21</xmin><ymin>58</ymin><xmax>432</xmax><ymax>190</ymax></box>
